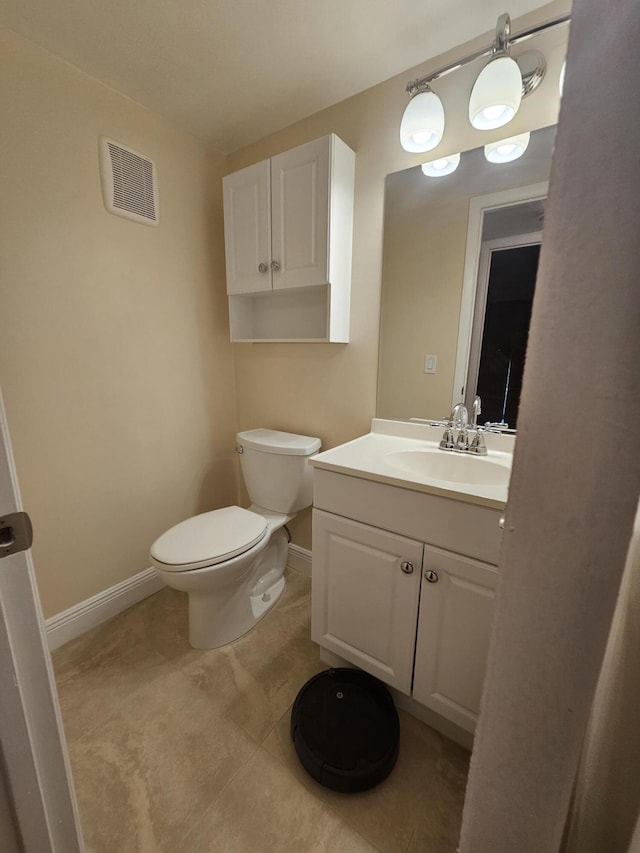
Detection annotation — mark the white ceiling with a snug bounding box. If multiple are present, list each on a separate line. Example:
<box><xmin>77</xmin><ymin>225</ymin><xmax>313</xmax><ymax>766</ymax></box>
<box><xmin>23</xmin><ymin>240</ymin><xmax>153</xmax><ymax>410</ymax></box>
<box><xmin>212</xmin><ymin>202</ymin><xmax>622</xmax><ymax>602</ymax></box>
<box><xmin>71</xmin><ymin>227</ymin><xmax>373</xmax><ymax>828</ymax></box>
<box><xmin>1</xmin><ymin>0</ymin><xmax>551</xmax><ymax>153</ymax></box>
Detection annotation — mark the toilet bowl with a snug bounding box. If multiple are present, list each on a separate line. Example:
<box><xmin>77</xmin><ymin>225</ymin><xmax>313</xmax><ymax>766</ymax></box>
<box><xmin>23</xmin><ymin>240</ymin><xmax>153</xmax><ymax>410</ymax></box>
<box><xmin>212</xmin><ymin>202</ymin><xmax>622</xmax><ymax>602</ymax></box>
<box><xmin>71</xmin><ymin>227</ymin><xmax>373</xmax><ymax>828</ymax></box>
<box><xmin>149</xmin><ymin>429</ymin><xmax>320</xmax><ymax>649</ymax></box>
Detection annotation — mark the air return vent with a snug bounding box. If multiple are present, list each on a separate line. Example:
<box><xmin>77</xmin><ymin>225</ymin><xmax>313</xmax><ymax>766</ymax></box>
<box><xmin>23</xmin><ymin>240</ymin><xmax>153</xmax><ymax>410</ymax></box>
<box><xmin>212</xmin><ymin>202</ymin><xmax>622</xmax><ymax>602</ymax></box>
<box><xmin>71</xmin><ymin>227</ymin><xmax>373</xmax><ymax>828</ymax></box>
<box><xmin>99</xmin><ymin>136</ymin><xmax>159</xmax><ymax>226</ymax></box>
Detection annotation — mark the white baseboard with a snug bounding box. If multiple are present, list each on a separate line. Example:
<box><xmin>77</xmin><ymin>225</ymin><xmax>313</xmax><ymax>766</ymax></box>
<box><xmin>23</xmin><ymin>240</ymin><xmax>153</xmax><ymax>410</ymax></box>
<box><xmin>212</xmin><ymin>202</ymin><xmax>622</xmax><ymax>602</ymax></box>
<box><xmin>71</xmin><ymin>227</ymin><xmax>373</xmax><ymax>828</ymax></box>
<box><xmin>45</xmin><ymin>568</ymin><xmax>165</xmax><ymax>651</ymax></box>
<box><xmin>46</xmin><ymin>545</ymin><xmax>312</xmax><ymax>651</ymax></box>
<box><xmin>287</xmin><ymin>543</ymin><xmax>312</xmax><ymax>577</ymax></box>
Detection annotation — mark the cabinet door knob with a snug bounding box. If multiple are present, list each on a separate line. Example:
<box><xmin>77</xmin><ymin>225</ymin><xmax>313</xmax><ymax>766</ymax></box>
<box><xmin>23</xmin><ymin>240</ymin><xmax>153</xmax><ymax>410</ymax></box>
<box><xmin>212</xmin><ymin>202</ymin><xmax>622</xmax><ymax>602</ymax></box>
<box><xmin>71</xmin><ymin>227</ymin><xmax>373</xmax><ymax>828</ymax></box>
<box><xmin>400</xmin><ymin>561</ymin><xmax>414</xmax><ymax>574</ymax></box>
<box><xmin>271</xmin><ymin>260</ymin><xmax>281</xmax><ymax>272</ymax></box>
<box><xmin>258</xmin><ymin>263</ymin><xmax>269</xmax><ymax>273</ymax></box>
<box><xmin>424</xmin><ymin>569</ymin><xmax>439</xmax><ymax>583</ymax></box>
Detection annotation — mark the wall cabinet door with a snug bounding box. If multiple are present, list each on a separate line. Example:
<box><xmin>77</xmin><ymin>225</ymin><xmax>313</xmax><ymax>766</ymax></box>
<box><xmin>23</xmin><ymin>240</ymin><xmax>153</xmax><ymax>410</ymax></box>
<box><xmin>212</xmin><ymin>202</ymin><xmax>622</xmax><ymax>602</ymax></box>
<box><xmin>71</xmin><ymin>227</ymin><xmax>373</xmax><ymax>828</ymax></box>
<box><xmin>223</xmin><ymin>137</ymin><xmax>330</xmax><ymax>296</ymax></box>
<box><xmin>270</xmin><ymin>137</ymin><xmax>330</xmax><ymax>291</ymax></box>
<box><xmin>222</xmin><ymin>159</ymin><xmax>271</xmax><ymax>295</ymax></box>
<box><xmin>311</xmin><ymin>509</ymin><xmax>423</xmax><ymax>694</ymax></box>
<box><xmin>413</xmin><ymin>544</ymin><xmax>498</xmax><ymax>733</ymax></box>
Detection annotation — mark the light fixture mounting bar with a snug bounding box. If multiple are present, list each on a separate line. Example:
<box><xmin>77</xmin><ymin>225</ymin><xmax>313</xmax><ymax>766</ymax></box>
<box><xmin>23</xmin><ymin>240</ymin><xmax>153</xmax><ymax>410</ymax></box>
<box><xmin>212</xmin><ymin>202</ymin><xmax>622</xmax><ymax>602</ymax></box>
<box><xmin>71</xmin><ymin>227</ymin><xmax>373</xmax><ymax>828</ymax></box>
<box><xmin>405</xmin><ymin>12</ymin><xmax>571</xmax><ymax>96</ymax></box>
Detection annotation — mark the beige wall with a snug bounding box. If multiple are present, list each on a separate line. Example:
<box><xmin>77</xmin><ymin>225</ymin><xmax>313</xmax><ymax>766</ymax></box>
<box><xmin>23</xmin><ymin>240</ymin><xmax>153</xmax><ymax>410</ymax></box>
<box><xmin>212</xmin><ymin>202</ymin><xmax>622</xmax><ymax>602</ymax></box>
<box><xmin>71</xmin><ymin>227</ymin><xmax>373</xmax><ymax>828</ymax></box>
<box><xmin>379</xmin><ymin>188</ymin><xmax>470</xmax><ymax>420</ymax></box>
<box><xmin>227</xmin><ymin>0</ymin><xmax>569</xmax><ymax>547</ymax></box>
<box><xmin>0</xmin><ymin>27</ymin><xmax>237</xmax><ymax>616</ymax></box>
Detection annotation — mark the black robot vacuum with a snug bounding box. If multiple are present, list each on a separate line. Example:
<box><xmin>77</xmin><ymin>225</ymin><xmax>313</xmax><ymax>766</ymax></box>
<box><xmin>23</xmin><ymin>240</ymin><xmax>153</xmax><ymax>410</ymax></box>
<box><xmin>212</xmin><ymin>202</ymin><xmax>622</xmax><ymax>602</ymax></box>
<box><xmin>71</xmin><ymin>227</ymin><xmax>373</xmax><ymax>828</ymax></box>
<box><xmin>290</xmin><ymin>668</ymin><xmax>400</xmax><ymax>793</ymax></box>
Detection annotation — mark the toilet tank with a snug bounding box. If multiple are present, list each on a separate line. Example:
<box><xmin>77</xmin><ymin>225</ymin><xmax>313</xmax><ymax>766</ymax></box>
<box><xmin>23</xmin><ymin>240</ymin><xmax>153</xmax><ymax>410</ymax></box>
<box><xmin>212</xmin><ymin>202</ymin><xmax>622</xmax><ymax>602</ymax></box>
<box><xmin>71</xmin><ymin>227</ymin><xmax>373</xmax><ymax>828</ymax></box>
<box><xmin>236</xmin><ymin>429</ymin><xmax>321</xmax><ymax>514</ymax></box>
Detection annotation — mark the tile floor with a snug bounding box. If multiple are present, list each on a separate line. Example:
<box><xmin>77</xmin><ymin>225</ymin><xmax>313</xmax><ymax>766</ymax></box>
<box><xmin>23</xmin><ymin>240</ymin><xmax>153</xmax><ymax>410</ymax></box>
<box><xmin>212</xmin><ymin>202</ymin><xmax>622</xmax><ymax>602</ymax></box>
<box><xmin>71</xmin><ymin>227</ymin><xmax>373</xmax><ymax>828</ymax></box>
<box><xmin>53</xmin><ymin>567</ymin><xmax>469</xmax><ymax>852</ymax></box>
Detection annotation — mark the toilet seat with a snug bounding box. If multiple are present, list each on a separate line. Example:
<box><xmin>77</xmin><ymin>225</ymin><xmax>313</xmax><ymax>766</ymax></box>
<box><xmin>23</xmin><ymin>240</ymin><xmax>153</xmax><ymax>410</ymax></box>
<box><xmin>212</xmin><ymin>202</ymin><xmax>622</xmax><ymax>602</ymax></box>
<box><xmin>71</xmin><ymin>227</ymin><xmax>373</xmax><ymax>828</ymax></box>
<box><xmin>150</xmin><ymin>506</ymin><xmax>268</xmax><ymax>572</ymax></box>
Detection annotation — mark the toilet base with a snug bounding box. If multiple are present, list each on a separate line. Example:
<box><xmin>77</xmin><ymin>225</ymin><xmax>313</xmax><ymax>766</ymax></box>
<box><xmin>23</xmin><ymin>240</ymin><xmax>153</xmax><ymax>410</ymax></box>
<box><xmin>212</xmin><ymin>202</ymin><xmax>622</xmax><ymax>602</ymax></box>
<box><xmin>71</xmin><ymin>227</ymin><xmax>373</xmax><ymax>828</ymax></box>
<box><xmin>250</xmin><ymin>575</ymin><xmax>285</xmax><ymax>621</ymax></box>
<box><xmin>187</xmin><ymin>527</ymin><xmax>289</xmax><ymax>649</ymax></box>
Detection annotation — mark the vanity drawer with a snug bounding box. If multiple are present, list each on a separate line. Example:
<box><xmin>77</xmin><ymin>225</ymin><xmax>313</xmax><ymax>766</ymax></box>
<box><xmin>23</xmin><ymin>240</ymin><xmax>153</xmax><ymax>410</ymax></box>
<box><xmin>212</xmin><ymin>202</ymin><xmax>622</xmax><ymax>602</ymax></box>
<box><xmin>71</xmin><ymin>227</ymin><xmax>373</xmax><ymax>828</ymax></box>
<box><xmin>313</xmin><ymin>468</ymin><xmax>503</xmax><ymax>565</ymax></box>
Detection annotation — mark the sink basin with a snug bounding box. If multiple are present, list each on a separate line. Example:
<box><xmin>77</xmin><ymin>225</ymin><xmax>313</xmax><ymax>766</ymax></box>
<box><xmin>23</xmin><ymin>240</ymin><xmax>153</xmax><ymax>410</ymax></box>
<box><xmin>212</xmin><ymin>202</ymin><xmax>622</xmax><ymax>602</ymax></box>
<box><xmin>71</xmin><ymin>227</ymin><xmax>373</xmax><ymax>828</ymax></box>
<box><xmin>385</xmin><ymin>448</ymin><xmax>511</xmax><ymax>487</ymax></box>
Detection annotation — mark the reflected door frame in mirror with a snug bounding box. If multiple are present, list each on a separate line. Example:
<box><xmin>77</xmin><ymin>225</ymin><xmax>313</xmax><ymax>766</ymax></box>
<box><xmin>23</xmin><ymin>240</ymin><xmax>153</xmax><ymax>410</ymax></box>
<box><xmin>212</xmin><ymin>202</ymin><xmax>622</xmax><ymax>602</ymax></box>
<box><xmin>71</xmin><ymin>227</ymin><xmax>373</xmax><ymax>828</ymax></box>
<box><xmin>452</xmin><ymin>181</ymin><xmax>548</xmax><ymax>413</ymax></box>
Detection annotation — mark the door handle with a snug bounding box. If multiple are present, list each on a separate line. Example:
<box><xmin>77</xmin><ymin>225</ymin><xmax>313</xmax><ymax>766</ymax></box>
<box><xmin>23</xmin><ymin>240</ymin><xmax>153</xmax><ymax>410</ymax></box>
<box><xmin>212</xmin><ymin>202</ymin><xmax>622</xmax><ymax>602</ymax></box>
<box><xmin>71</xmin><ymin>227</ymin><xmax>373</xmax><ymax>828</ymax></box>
<box><xmin>0</xmin><ymin>512</ymin><xmax>33</xmax><ymax>559</ymax></box>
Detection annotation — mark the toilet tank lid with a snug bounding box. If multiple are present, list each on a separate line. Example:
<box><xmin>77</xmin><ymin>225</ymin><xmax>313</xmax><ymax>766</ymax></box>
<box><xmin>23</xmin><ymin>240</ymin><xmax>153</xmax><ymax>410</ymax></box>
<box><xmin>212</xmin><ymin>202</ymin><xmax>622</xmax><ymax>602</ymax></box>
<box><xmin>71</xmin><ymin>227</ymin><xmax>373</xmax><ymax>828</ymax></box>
<box><xmin>236</xmin><ymin>429</ymin><xmax>321</xmax><ymax>456</ymax></box>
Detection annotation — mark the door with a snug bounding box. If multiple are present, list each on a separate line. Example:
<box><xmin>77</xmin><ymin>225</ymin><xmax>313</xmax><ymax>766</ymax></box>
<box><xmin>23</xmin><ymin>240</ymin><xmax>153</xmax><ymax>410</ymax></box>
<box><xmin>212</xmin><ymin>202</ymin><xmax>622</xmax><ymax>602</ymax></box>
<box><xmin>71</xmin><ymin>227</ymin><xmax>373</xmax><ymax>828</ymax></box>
<box><xmin>222</xmin><ymin>159</ymin><xmax>272</xmax><ymax>294</ymax></box>
<box><xmin>0</xmin><ymin>391</ymin><xmax>84</xmax><ymax>851</ymax></box>
<box><xmin>464</xmin><ymin>230</ymin><xmax>542</xmax><ymax>427</ymax></box>
<box><xmin>413</xmin><ymin>544</ymin><xmax>498</xmax><ymax>733</ymax></box>
<box><xmin>271</xmin><ymin>136</ymin><xmax>330</xmax><ymax>291</ymax></box>
<box><xmin>311</xmin><ymin>509</ymin><xmax>422</xmax><ymax>694</ymax></box>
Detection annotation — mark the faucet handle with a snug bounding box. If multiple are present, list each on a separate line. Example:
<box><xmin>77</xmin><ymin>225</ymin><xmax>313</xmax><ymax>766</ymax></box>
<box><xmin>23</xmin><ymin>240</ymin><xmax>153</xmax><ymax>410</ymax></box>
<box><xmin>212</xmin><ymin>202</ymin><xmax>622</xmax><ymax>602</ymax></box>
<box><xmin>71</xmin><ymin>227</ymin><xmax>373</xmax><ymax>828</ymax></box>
<box><xmin>469</xmin><ymin>429</ymin><xmax>488</xmax><ymax>455</ymax></box>
<box><xmin>439</xmin><ymin>427</ymin><xmax>455</xmax><ymax>450</ymax></box>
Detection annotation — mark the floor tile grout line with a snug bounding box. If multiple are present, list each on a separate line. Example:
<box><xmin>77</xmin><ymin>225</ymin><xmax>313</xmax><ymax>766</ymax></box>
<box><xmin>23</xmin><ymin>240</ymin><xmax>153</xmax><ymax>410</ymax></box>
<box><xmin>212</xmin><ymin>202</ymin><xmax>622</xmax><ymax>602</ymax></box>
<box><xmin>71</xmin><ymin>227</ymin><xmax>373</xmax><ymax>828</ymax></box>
<box><xmin>404</xmin><ymin>826</ymin><xmax>417</xmax><ymax>853</ymax></box>
<box><xmin>55</xmin><ymin>646</ymin><xmax>175</xmax><ymax>745</ymax></box>
<box><xmin>175</xmin><ymin>740</ymin><xmax>262</xmax><ymax>851</ymax></box>
<box><xmin>259</xmin><ymin>701</ymin><xmax>292</xmax><ymax>747</ymax></box>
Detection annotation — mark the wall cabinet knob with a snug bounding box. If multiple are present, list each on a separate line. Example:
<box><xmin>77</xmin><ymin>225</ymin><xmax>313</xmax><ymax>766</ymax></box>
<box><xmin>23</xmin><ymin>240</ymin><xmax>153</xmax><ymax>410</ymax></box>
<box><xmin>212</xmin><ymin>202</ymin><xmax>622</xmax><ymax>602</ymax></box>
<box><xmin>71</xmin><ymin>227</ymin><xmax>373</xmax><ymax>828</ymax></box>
<box><xmin>400</xmin><ymin>561</ymin><xmax>414</xmax><ymax>574</ymax></box>
<box><xmin>271</xmin><ymin>260</ymin><xmax>281</xmax><ymax>272</ymax></box>
<box><xmin>258</xmin><ymin>263</ymin><xmax>269</xmax><ymax>273</ymax></box>
<box><xmin>424</xmin><ymin>569</ymin><xmax>439</xmax><ymax>583</ymax></box>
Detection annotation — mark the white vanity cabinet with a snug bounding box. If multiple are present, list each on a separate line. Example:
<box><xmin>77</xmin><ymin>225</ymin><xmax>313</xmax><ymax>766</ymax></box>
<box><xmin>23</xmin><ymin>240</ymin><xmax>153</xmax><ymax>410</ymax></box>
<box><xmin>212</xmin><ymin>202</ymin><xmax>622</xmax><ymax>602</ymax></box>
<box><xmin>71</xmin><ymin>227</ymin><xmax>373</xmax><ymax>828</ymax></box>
<box><xmin>312</xmin><ymin>510</ymin><xmax>423</xmax><ymax>694</ymax></box>
<box><xmin>310</xmin><ymin>461</ymin><xmax>504</xmax><ymax>736</ymax></box>
<box><xmin>413</xmin><ymin>545</ymin><xmax>497</xmax><ymax>732</ymax></box>
<box><xmin>222</xmin><ymin>134</ymin><xmax>355</xmax><ymax>342</ymax></box>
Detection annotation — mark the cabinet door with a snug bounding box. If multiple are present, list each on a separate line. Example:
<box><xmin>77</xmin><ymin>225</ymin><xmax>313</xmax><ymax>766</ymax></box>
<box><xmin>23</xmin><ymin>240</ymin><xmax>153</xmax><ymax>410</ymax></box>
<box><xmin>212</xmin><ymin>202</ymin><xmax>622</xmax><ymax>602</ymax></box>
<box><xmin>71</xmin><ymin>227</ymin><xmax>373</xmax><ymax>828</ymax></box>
<box><xmin>270</xmin><ymin>137</ymin><xmax>330</xmax><ymax>291</ymax></box>
<box><xmin>413</xmin><ymin>544</ymin><xmax>498</xmax><ymax>733</ymax></box>
<box><xmin>311</xmin><ymin>510</ymin><xmax>422</xmax><ymax>694</ymax></box>
<box><xmin>223</xmin><ymin>159</ymin><xmax>271</xmax><ymax>294</ymax></box>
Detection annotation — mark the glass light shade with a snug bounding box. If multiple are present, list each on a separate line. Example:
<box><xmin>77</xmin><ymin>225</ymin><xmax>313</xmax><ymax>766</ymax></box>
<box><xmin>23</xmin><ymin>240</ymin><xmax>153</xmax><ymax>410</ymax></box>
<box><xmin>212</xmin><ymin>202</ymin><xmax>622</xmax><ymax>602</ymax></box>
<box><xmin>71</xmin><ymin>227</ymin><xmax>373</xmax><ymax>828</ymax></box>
<box><xmin>484</xmin><ymin>132</ymin><xmax>530</xmax><ymax>163</ymax></box>
<box><xmin>559</xmin><ymin>61</ymin><xmax>566</xmax><ymax>96</ymax></box>
<box><xmin>400</xmin><ymin>90</ymin><xmax>445</xmax><ymax>153</ymax></box>
<box><xmin>469</xmin><ymin>55</ymin><xmax>523</xmax><ymax>130</ymax></box>
<box><xmin>421</xmin><ymin>153</ymin><xmax>461</xmax><ymax>177</ymax></box>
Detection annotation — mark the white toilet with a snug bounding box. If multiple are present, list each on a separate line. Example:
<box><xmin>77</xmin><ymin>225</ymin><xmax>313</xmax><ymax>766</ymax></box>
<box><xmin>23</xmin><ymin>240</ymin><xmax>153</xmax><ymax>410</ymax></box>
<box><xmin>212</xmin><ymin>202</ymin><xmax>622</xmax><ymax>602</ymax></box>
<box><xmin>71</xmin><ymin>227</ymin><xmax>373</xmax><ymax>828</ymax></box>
<box><xmin>149</xmin><ymin>429</ymin><xmax>321</xmax><ymax>649</ymax></box>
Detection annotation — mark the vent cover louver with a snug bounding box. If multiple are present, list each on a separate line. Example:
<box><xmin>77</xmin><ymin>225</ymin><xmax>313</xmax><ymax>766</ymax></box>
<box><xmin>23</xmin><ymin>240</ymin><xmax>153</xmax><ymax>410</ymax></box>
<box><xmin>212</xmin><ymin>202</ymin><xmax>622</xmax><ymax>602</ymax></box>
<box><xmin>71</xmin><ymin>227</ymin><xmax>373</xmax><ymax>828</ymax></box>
<box><xmin>99</xmin><ymin>137</ymin><xmax>159</xmax><ymax>226</ymax></box>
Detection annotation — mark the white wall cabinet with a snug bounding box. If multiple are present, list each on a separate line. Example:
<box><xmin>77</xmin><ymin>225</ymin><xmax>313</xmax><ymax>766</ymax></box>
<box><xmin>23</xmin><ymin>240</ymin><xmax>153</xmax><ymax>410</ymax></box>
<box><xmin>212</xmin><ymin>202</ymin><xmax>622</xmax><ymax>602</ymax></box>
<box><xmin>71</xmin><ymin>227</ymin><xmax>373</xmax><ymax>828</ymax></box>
<box><xmin>222</xmin><ymin>134</ymin><xmax>355</xmax><ymax>342</ymax></box>
<box><xmin>311</xmin><ymin>468</ymin><xmax>502</xmax><ymax>736</ymax></box>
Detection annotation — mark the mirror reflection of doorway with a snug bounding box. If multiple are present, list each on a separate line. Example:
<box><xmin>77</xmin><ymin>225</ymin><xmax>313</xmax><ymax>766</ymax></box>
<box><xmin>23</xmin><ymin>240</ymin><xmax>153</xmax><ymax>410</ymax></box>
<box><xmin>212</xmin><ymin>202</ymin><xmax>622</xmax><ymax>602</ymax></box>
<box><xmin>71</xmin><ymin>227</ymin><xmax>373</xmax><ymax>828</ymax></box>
<box><xmin>464</xmin><ymin>200</ymin><xmax>544</xmax><ymax>428</ymax></box>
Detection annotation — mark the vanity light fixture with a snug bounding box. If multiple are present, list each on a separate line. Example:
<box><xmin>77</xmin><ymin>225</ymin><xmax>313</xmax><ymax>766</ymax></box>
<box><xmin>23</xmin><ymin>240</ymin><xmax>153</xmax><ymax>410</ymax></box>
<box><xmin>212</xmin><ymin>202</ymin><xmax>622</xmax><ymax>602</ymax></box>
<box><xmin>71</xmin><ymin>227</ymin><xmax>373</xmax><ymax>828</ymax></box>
<box><xmin>469</xmin><ymin>15</ymin><xmax>523</xmax><ymax>130</ymax></box>
<box><xmin>484</xmin><ymin>132</ymin><xmax>530</xmax><ymax>163</ymax></box>
<box><xmin>399</xmin><ymin>87</ymin><xmax>445</xmax><ymax>153</ymax></box>
<box><xmin>421</xmin><ymin>153</ymin><xmax>461</xmax><ymax>177</ymax></box>
<box><xmin>401</xmin><ymin>11</ymin><xmax>570</xmax><ymax>151</ymax></box>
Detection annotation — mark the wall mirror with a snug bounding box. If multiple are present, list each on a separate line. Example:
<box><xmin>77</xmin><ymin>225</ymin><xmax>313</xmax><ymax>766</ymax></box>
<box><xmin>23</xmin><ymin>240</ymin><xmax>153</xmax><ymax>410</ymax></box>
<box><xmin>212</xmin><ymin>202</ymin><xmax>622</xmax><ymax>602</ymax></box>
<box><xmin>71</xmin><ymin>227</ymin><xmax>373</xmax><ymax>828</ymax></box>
<box><xmin>377</xmin><ymin>124</ymin><xmax>556</xmax><ymax>429</ymax></box>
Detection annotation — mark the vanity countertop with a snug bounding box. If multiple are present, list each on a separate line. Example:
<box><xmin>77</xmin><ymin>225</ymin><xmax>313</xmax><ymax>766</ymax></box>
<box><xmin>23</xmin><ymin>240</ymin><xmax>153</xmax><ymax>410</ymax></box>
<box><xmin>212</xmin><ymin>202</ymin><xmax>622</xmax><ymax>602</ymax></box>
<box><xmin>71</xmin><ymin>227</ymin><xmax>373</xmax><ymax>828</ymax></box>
<box><xmin>310</xmin><ymin>418</ymin><xmax>515</xmax><ymax>509</ymax></box>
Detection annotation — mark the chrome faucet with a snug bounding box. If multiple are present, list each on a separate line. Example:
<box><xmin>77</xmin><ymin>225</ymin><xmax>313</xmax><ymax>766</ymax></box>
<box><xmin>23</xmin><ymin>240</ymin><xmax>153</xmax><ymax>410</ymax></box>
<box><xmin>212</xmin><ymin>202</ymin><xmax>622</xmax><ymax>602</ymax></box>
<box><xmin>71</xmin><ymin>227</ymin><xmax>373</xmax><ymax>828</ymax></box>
<box><xmin>440</xmin><ymin>403</ymin><xmax>468</xmax><ymax>451</ymax></box>
<box><xmin>451</xmin><ymin>403</ymin><xmax>468</xmax><ymax>430</ymax></box>
<box><xmin>471</xmin><ymin>395</ymin><xmax>482</xmax><ymax>430</ymax></box>
<box><xmin>467</xmin><ymin>395</ymin><xmax>487</xmax><ymax>454</ymax></box>
<box><xmin>439</xmin><ymin>400</ymin><xmax>487</xmax><ymax>455</ymax></box>
<box><xmin>453</xmin><ymin>404</ymin><xmax>470</xmax><ymax>451</ymax></box>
